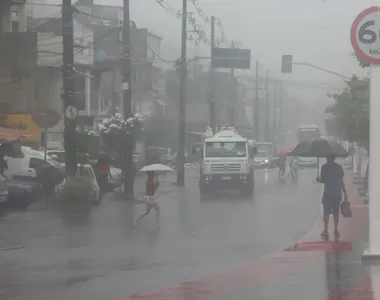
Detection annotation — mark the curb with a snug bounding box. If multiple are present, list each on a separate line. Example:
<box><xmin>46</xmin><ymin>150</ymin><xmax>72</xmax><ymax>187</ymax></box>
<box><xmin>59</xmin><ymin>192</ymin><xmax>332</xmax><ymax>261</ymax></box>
<box><xmin>284</xmin><ymin>167</ymin><xmax>367</xmax><ymax>252</ymax></box>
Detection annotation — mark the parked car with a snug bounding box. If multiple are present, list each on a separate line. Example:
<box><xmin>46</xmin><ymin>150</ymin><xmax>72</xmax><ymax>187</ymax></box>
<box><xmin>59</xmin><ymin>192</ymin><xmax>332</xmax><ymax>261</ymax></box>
<box><xmin>46</xmin><ymin>149</ymin><xmax>65</xmax><ymax>168</ymax></box>
<box><xmin>7</xmin><ymin>179</ymin><xmax>40</xmax><ymax>209</ymax></box>
<box><xmin>0</xmin><ymin>174</ymin><xmax>9</xmax><ymax>208</ymax></box>
<box><xmin>55</xmin><ymin>164</ymin><xmax>101</xmax><ymax>205</ymax></box>
<box><xmin>4</xmin><ymin>146</ymin><xmax>61</xmax><ymax>180</ymax></box>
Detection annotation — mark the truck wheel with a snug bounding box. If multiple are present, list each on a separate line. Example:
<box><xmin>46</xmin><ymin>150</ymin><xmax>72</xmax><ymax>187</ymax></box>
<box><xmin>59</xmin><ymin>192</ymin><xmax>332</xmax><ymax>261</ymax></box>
<box><xmin>93</xmin><ymin>196</ymin><xmax>102</xmax><ymax>207</ymax></box>
<box><xmin>243</xmin><ymin>183</ymin><xmax>254</xmax><ymax>196</ymax></box>
<box><xmin>199</xmin><ymin>181</ymin><xmax>208</xmax><ymax>194</ymax></box>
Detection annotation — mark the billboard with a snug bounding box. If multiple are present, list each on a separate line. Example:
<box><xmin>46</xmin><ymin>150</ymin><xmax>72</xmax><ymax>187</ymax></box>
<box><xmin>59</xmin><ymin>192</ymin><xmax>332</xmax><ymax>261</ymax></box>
<box><xmin>5</xmin><ymin>114</ymin><xmax>39</xmax><ymax>143</ymax></box>
<box><xmin>211</xmin><ymin>48</ymin><xmax>251</xmax><ymax>69</ymax></box>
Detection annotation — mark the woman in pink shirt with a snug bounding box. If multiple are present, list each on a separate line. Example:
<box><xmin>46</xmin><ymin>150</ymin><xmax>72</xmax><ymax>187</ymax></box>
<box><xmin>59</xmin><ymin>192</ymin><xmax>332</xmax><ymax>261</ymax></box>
<box><xmin>132</xmin><ymin>171</ymin><xmax>160</xmax><ymax>228</ymax></box>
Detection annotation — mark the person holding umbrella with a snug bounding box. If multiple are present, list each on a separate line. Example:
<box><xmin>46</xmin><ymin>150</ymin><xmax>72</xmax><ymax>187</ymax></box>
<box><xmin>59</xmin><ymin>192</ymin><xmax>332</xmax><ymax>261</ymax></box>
<box><xmin>132</xmin><ymin>171</ymin><xmax>160</xmax><ymax>228</ymax></box>
<box><xmin>292</xmin><ymin>138</ymin><xmax>350</xmax><ymax>240</ymax></box>
<box><xmin>132</xmin><ymin>164</ymin><xmax>174</xmax><ymax>228</ymax></box>
<box><xmin>316</xmin><ymin>156</ymin><xmax>347</xmax><ymax>239</ymax></box>
<box><xmin>275</xmin><ymin>148</ymin><xmax>293</xmax><ymax>178</ymax></box>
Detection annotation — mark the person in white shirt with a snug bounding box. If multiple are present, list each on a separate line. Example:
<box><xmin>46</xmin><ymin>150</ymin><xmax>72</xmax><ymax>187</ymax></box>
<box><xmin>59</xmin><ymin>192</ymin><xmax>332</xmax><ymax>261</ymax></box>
<box><xmin>287</xmin><ymin>156</ymin><xmax>299</xmax><ymax>178</ymax></box>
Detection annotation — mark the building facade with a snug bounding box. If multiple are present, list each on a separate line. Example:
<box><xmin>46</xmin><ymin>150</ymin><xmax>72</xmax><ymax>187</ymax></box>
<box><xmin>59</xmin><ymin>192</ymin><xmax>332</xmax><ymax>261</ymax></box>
<box><xmin>74</xmin><ymin>2</ymin><xmax>163</xmax><ymax>117</ymax></box>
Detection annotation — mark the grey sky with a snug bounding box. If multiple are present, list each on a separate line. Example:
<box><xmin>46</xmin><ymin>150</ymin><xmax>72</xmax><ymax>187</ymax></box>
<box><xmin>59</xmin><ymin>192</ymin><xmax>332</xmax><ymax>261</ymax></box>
<box><xmin>36</xmin><ymin>0</ymin><xmax>374</xmax><ymax>121</ymax></box>
<box><xmin>94</xmin><ymin>0</ymin><xmax>373</xmax><ymax>103</ymax></box>
<box><xmin>39</xmin><ymin>0</ymin><xmax>371</xmax><ymax>81</ymax></box>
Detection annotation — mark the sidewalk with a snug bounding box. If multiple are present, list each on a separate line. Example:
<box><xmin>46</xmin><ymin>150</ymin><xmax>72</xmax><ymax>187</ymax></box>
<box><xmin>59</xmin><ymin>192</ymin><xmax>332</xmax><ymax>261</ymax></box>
<box><xmin>120</xmin><ymin>165</ymin><xmax>376</xmax><ymax>300</ymax></box>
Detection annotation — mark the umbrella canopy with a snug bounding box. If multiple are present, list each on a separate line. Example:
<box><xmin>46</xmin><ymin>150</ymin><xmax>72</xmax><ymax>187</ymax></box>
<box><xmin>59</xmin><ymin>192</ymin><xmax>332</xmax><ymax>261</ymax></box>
<box><xmin>276</xmin><ymin>147</ymin><xmax>295</xmax><ymax>157</ymax></box>
<box><xmin>291</xmin><ymin>138</ymin><xmax>348</xmax><ymax>158</ymax></box>
<box><xmin>139</xmin><ymin>164</ymin><xmax>174</xmax><ymax>173</ymax></box>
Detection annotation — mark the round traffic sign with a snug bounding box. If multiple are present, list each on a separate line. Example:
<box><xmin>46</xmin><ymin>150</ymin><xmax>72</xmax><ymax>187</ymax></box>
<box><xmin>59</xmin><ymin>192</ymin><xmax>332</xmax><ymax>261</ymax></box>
<box><xmin>351</xmin><ymin>6</ymin><xmax>380</xmax><ymax>64</ymax></box>
<box><xmin>65</xmin><ymin>106</ymin><xmax>78</xmax><ymax>120</ymax></box>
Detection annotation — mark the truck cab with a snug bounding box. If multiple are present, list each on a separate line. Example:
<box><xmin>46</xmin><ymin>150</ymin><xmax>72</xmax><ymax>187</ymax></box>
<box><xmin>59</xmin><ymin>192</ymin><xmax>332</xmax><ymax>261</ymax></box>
<box><xmin>199</xmin><ymin>129</ymin><xmax>256</xmax><ymax>195</ymax></box>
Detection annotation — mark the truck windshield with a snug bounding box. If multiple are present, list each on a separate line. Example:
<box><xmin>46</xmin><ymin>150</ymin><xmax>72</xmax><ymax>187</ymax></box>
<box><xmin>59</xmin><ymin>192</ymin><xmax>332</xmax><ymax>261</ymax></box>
<box><xmin>205</xmin><ymin>142</ymin><xmax>247</xmax><ymax>158</ymax></box>
<box><xmin>256</xmin><ymin>150</ymin><xmax>269</xmax><ymax>158</ymax></box>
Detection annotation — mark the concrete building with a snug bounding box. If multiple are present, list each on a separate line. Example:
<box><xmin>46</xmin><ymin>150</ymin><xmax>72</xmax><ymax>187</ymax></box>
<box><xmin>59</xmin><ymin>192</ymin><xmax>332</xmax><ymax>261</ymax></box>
<box><xmin>0</xmin><ymin>1</ymin><xmax>94</xmax><ymax>148</ymax></box>
<box><xmin>74</xmin><ymin>1</ymin><xmax>164</xmax><ymax>117</ymax></box>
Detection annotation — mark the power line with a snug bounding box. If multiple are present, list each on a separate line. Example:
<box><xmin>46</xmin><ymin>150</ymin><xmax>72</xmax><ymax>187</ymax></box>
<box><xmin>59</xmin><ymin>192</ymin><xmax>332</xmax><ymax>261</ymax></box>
<box><xmin>74</xmin><ymin>7</ymin><xmax>115</xmax><ymax>21</ymax></box>
<box><xmin>154</xmin><ymin>0</ymin><xmax>181</xmax><ymax>18</ymax></box>
<box><xmin>17</xmin><ymin>1</ymin><xmax>61</xmax><ymax>6</ymax></box>
<box><xmin>75</xmin><ymin>9</ymin><xmax>175</xmax><ymax>64</ymax></box>
<box><xmin>189</xmin><ymin>0</ymin><xmax>209</xmax><ymax>23</ymax></box>
<box><xmin>153</xmin><ymin>0</ymin><xmax>208</xmax><ymax>45</ymax></box>
<box><xmin>0</xmin><ymin>26</ymin><xmax>115</xmax><ymax>87</ymax></box>
<box><xmin>147</xmin><ymin>45</ymin><xmax>177</xmax><ymax>63</ymax></box>
<box><xmin>27</xmin><ymin>15</ymin><xmax>61</xmax><ymax>32</ymax></box>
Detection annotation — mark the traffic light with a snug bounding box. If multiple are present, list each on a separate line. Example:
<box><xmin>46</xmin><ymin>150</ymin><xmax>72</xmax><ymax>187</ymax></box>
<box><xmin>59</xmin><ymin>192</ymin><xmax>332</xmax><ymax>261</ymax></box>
<box><xmin>281</xmin><ymin>55</ymin><xmax>293</xmax><ymax>73</ymax></box>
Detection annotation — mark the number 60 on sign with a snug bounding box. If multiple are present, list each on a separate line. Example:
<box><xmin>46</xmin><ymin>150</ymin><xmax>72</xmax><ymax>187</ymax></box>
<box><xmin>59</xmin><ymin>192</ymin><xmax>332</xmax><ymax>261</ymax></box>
<box><xmin>351</xmin><ymin>6</ymin><xmax>380</xmax><ymax>64</ymax></box>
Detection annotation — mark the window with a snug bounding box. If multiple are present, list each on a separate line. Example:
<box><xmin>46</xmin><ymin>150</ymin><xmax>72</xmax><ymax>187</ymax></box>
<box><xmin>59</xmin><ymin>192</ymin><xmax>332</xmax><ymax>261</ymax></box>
<box><xmin>29</xmin><ymin>158</ymin><xmax>46</xmax><ymax>169</ymax></box>
<box><xmin>205</xmin><ymin>142</ymin><xmax>247</xmax><ymax>158</ymax></box>
<box><xmin>256</xmin><ymin>150</ymin><xmax>269</xmax><ymax>158</ymax></box>
<box><xmin>12</xmin><ymin>10</ymin><xmax>19</xmax><ymax>18</ymax></box>
<box><xmin>77</xmin><ymin>166</ymin><xmax>95</xmax><ymax>180</ymax></box>
<box><xmin>47</xmin><ymin>151</ymin><xmax>65</xmax><ymax>164</ymax></box>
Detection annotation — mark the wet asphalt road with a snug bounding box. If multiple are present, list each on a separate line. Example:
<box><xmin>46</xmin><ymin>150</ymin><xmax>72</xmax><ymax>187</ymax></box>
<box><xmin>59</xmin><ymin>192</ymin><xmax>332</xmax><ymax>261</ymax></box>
<box><xmin>0</xmin><ymin>167</ymin><xmax>323</xmax><ymax>300</ymax></box>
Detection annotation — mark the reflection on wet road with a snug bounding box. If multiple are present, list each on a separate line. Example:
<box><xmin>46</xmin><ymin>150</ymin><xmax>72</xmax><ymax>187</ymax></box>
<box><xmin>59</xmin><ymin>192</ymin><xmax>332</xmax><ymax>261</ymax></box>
<box><xmin>0</xmin><ymin>168</ymin><xmax>323</xmax><ymax>300</ymax></box>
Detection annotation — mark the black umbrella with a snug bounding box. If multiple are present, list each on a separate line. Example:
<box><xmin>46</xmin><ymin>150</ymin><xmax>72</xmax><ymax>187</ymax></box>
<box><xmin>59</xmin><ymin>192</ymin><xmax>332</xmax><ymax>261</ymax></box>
<box><xmin>291</xmin><ymin>138</ymin><xmax>348</xmax><ymax>177</ymax></box>
<box><xmin>291</xmin><ymin>138</ymin><xmax>349</xmax><ymax>158</ymax></box>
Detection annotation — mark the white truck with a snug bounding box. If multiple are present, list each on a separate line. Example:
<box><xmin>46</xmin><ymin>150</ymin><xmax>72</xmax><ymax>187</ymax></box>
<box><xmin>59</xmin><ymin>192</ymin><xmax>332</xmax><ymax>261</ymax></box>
<box><xmin>199</xmin><ymin>128</ymin><xmax>257</xmax><ymax>195</ymax></box>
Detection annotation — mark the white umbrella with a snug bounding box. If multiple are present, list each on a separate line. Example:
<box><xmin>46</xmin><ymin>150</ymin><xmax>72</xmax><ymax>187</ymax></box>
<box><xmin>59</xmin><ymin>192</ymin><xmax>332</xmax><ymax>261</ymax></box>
<box><xmin>139</xmin><ymin>164</ymin><xmax>174</xmax><ymax>173</ymax></box>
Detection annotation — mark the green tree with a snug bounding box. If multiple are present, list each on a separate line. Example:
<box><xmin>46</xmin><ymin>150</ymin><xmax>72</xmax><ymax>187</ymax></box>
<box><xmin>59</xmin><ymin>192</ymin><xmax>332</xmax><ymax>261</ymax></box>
<box><xmin>325</xmin><ymin>75</ymin><xmax>369</xmax><ymax>151</ymax></box>
<box><xmin>353</xmin><ymin>53</ymin><xmax>370</xmax><ymax>69</ymax></box>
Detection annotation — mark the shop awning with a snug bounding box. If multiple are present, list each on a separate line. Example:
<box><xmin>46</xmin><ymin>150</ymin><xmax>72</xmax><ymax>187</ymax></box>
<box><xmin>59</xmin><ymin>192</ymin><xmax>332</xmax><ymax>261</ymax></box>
<box><xmin>0</xmin><ymin>127</ymin><xmax>26</xmax><ymax>142</ymax></box>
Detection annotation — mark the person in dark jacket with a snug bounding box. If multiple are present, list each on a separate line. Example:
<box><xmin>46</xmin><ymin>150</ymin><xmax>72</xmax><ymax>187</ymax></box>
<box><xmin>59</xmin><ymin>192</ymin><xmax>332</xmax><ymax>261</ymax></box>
<box><xmin>316</xmin><ymin>156</ymin><xmax>348</xmax><ymax>239</ymax></box>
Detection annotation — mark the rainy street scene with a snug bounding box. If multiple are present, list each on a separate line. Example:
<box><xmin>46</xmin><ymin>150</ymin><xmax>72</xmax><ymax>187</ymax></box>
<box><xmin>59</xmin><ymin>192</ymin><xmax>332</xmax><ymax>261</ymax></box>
<box><xmin>0</xmin><ymin>0</ymin><xmax>378</xmax><ymax>300</ymax></box>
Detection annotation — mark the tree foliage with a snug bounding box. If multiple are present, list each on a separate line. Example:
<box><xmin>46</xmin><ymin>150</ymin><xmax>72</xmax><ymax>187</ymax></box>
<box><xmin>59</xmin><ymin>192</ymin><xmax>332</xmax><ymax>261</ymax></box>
<box><xmin>353</xmin><ymin>52</ymin><xmax>370</xmax><ymax>68</ymax></box>
<box><xmin>98</xmin><ymin>113</ymin><xmax>145</xmax><ymax>166</ymax></box>
<box><xmin>75</xmin><ymin>129</ymin><xmax>100</xmax><ymax>163</ymax></box>
<box><xmin>325</xmin><ymin>75</ymin><xmax>369</xmax><ymax>150</ymax></box>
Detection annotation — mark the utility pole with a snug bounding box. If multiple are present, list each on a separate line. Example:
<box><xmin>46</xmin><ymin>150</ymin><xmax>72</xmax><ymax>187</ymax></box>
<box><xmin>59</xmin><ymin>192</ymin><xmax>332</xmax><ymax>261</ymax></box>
<box><xmin>62</xmin><ymin>0</ymin><xmax>77</xmax><ymax>176</ymax></box>
<box><xmin>122</xmin><ymin>0</ymin><xmax>134</xmax><ymax>196</ymax></box>
<box><xmin>177</xmin><ymin>0</ymin><xmax>187</xmax><ymax>186</ymax></box>
<box><xmin>254</xmin><ymin>60</ymin><xmax>259</xmax><ymax>141</ymax></box>
<box><xmin>265</xmin><ymin>70</ymin><xmax>269</xmax><ymax>142</ymax></box>
<box><xmin>278</xmin><ymin>82</ymin><xmax>283</xmax><ymax>141</ymax></box>
<box><xmin>209</xmin><ymin>15</ymin><xmax>216</xmax><ymax>133</ymax></box>
<box><xmin>229</xmin><ymin>41</ymin><xmax>235</xmax><ymax>126</ymax></box>
<box><xmin>272</xmin><ymin>79</ymin><xmax>277</xmax><ymax>145</ymax></box>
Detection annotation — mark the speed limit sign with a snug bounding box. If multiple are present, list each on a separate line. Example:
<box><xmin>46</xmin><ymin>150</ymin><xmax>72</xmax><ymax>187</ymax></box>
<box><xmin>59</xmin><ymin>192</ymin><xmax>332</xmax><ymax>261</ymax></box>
<box><xmin>351</xmin><ymin>6</ymin><xmax>380</xmax><ymax>64</ymax></box>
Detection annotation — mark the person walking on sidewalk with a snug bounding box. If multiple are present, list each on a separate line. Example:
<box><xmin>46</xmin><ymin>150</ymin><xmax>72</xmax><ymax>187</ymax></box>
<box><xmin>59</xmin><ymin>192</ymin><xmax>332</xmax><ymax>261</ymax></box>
<box><xmin>316</xmin><ymin>156</ymin><xmax>348</xmax><ymax>239</ymax></box>
<box><xmin>132</xmin><ymin>171</ymin><xmax>161</xmax><ymax>228</ymax></box>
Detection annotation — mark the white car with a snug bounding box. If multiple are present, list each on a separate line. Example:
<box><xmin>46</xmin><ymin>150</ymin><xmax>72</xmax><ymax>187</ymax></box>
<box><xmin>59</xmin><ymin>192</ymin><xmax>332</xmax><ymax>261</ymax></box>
<box><xmin>46</xmin><ymin>150</ymin><xmax>65</xmax><ymax>168</ymax></box>
<box><xmin>253</xmin><ymin>150</ymin><xmax>270</xmax><ymax>169</ymax></box>
<box><xmin>297</xmin><ymin>157</ymin><xmax>318</xmax><ymax>168</ymax></box>
<box><xmin>55</xmin><ymin>164</ymin><xmax>100</xmax><ymax>204</ymax></box>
